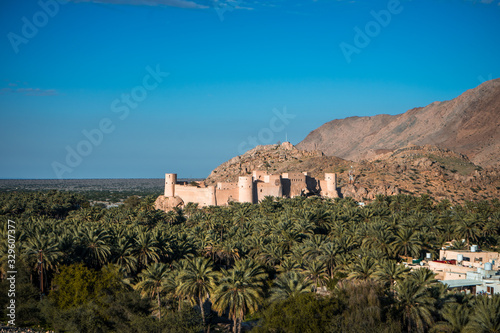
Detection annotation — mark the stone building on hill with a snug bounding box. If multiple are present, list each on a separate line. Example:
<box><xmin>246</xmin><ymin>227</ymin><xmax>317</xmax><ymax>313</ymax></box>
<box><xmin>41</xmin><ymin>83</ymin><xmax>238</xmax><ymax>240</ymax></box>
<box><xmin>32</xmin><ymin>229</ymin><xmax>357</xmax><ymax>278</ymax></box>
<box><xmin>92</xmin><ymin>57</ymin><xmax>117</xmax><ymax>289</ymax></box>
<box><xmin>154</xmin><ymin>170</ymin><xmax>339</xmax><ymax>211</ymax></box>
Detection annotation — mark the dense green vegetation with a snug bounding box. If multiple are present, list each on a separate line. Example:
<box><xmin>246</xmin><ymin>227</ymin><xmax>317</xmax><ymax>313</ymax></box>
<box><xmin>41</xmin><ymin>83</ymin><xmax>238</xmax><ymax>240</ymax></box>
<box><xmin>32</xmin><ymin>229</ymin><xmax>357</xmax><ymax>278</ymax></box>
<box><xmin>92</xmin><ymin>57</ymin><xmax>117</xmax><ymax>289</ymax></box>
<box><xmin>1</xmin><ymin>191</ymin><xmax>500</xmax><ymax>332</ymax></box>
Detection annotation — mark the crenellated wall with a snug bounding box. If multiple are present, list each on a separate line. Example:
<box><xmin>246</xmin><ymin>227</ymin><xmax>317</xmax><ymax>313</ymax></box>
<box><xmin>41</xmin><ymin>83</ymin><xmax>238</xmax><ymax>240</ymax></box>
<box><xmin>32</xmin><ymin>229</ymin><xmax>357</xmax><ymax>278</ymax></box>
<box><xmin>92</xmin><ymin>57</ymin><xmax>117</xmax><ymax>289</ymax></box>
<box><xmin>158</xmin><ymin>171</ymin><xmax>338</xmax><ymax>211</ymax></box>
<box><xmin>175</xmin><ymin>185</ymin><xmax>216</xmax><ymax>207</ymax></box>
<box><xmin>282</xmin><ymin>172</ymin><xmax>307</xmax><ymax>197</ymax></box>
<box><xmin>256</xmin><ymin>175</ymin><xmax>282</xmax><ymax>202</ymax></box>
<box><xmin>215</xmin><ymin>187</ymin><xmax>239</xmax><ymax>206</ymax></box>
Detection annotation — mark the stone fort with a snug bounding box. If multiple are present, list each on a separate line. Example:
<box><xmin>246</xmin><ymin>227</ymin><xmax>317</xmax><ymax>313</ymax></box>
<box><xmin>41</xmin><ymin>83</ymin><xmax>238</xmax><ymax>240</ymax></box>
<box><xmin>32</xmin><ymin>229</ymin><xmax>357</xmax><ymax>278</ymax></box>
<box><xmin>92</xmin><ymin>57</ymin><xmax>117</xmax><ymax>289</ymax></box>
<box><xmin>154</xmin><ymin>170</ymin><xmax>339</xmax><ymax>211</ymax></box>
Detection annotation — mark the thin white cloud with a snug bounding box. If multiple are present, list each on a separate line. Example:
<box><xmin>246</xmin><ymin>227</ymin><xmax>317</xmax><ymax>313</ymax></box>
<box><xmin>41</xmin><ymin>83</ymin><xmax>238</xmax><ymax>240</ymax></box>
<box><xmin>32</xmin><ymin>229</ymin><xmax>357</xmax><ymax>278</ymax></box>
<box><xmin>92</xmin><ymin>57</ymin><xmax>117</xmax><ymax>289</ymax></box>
<box><xmin>0</xmin><ymin>87</ymin><xmax>58</xmax><ymax>96</ymax></box>
<box><xmin>69</xmin><ymin>0</ymin><xmax>209</xmax><ymax>9</ymax></box>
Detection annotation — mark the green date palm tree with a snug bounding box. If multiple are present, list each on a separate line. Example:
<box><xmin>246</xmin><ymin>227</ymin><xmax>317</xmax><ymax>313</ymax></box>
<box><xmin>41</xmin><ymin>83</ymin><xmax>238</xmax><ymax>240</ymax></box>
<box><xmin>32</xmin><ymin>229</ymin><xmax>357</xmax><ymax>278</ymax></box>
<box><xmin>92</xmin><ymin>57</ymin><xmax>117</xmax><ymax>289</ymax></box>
<box><xmin>134</xmin><ymin>262</ymin><xmax>170</xmax><ymax>320</ymax></box>
<box><xmin>176</xmin><ymin>257</ymin><xmax>218</xmax><ymax>327</ymax></box>
<box><xmin>269</xmin><ymin>271</ymin><xmax>313</xmax><ymax>303</ymax></box>
<box><xmin>432</xmin><ymin>303</ymin><xmax>472</xmax><ymax>333</ymax></box>
<box><xmin>395</xmin><ymin>279</ymin><xmax>435</xmax><ymax>333</ymax></box>
<box><xmin>374</xmin><ymin>260</ymin><xmax>410</xmax><ymax>291</ymax></box>
<box><xmin>391</xmin><ymin>227</ymin><xmax>423</xmax><ymax>259</ymax></box>
<box><xmin>467</xmin><ymin>295</ymin><xmax>500</xmax><ymax>333</ymax></box>
<box><xmin>212</xmin><ymin>259</ymin><xmax>267</xmax><ymax>333</ymax></box>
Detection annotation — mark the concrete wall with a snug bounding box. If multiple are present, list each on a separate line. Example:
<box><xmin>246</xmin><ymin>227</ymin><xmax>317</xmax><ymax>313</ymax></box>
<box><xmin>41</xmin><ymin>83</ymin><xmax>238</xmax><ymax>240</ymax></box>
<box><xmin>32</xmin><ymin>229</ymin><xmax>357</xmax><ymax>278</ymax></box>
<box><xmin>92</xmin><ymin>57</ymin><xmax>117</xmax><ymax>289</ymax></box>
<box><xmin>175</xmin><ymin>185</ymin><xmax>216</xmax><ymax>207</ymax></box>
<box><xmin>428</xmin><ymin>261</ymin><xmax>476</xmax><ymax>281</ymax></box>
<box><xmin>476</xmin><ymin>282</ymin><xmax>500</xmax><ymax>295</ymax></box>
<box><xmin>443</xmin><ymin>272</ymin><xmax>468</xmax><ymax>280</ymax></box>
<box><xmin>440</xmin><ymin>250</ymin><xmax>500</xmax><ymax>269</ymax></box>
<box><xmin>429</xmin><ymin>261</ymin><xmax>477</xmax><ymax>274</ymax></box>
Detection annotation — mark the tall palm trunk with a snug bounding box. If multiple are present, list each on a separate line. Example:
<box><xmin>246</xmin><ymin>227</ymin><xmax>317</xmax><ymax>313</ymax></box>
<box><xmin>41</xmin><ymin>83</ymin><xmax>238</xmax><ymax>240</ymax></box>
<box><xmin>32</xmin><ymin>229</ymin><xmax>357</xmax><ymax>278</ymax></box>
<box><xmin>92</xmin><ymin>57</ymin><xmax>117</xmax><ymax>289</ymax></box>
<box><xmin>237</xmin><ymin>309</ymin><xmax>244</xmax><ymax>333</ymax></box>
<box><xmin>199</xmin><ymin>295</ymin><xmax>206</xmax><ymax>327</ymax></box>
<box><xmin>157</xmin><ymin>291</ymin><xmax>161</xmax><ymax>320</ymax></box>
<box><xmin>233</xmin><ymin>316</ymin><xmax>240</xmax><ymax>333</ymax></box>
<box><xmin>232</xmin><ymin>316</ymin><xmax>238</xmax><ymax>333</ymax></box>
<box><xmin>406</xmin><ymin>309</ymin><xmax>411</xmax><ymax>333</ymax></box>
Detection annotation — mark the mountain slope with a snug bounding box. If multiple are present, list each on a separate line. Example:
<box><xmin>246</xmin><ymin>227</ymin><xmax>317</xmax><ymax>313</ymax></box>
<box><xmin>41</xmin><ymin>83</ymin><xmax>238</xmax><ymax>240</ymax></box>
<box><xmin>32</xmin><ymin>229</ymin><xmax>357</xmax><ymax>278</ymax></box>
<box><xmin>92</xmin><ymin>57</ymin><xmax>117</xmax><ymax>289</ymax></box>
<box><xmin>296</xmin><ymin>79</ymin><xmax>500</xmax><ymax>167</ymax></box>
<box><xmin>205</xmin><ymin>142</ymin><xmax>500</xmax><ymax>204</ymax></box>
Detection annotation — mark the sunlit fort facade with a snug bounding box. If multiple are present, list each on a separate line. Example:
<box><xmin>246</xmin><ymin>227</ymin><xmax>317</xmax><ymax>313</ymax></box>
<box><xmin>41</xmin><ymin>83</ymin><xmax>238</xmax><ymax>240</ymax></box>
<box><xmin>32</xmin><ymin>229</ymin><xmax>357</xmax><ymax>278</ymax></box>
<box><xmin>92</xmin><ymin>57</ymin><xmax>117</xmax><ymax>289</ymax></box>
<box><xmin>155</xmin><ymin>170</ymin><xmax>339</xmax><ymax>211</ymax></box>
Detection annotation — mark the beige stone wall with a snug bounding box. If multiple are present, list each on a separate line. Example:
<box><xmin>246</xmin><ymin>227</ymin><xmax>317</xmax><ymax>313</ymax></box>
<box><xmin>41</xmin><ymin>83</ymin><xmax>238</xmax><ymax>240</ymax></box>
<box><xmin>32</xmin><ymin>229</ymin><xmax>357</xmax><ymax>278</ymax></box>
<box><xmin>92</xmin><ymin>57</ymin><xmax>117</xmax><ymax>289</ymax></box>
<box><xmin>256</xmin><ymin>182</ymin><xmax>282</xmax><ymax>202</ymax></box>
<box><xmin>318</xmin><ymin>179</ymin><xmax>324</xmax><ymax>196</ymax></box>
<box><xmin>252</xmin><ymin>170</ymin><xmax>268</xmax><ymax>181</ymax></box>
<box><xmin>217</xmin><ymin>182</ymin><xmax>238</xmax><ymax>190</ymax></box>
<box><xmin>159</xmin><ymin>171</ymin><xmax>338</xmax><ymax>209</ymax></box>
<box><xmin>305</xmin><ymin>176</ymin><xmax>320</xmax><ymax>194</ymax></box>
<box><xmin>175</xmin><ymin>185</ymin><xmax>216</xmax><ymax>207</ymax></box>
<box><xmin>282</xmin><ymin>172</ymin><xmax>306</xmax><ymax>182</ymax></box>
<box><xmin>215</xmin><ymin>188</ymin><xmax>239</xmax><ymax>206</ymax></box>
<box><xmin>264</xmin><ymin>174</ymin><xmax>281</xmax><ymax>185</ymax></box>
<box><xmin>282</xmin><ymin>172</ymin><xmax>307</xmax><ymax>197</ymax></box>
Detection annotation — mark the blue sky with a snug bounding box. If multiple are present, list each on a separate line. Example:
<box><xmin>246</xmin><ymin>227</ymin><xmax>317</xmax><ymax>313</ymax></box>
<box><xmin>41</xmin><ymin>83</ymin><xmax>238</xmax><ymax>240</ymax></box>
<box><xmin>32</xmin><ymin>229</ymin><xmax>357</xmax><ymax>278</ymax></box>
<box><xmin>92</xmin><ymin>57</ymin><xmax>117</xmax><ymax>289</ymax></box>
<box><xmin>0</xmin><ymin>0</ymin><xmax>499</xmax><ymax>179</ymax></box>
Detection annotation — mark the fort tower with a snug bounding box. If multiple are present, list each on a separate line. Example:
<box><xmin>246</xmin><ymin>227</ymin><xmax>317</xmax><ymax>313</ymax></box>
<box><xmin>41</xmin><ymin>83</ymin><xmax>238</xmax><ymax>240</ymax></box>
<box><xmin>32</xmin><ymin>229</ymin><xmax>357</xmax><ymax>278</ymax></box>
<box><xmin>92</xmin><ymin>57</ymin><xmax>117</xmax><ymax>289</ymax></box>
<box><xmin>164</xmin><ymin>173</ymin><xmax>177</xmax><ymax>197</ymax></box>
<box><xmin>324</xmin><ymin>173</ymin><xmax>338</xmax><ymax>198</ymax></box>
<box><xmin>238</xmin><ymin>176</ymin><xmax>253</xmax><ymax>203</ymax></box>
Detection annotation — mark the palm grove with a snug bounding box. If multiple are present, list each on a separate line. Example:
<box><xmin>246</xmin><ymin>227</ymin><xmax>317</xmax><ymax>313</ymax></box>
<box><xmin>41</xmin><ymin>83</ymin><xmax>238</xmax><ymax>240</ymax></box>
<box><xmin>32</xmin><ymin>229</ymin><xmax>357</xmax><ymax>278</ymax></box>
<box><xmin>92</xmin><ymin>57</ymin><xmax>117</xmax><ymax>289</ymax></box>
<box><xmin>1</xmin><ymin>190</ymin><xmax>500</xmax><ymax>332</ymax></box>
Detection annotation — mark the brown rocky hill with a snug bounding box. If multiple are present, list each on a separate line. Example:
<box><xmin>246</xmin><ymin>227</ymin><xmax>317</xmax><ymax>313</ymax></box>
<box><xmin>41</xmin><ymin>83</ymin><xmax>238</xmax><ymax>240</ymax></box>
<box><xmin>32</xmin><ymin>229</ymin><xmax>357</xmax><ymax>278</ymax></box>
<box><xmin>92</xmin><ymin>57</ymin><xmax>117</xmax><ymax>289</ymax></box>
<box><xmin>296</xmin><ymin>78</ymin><xmax>500</xmax><ymax>167</ymax></box>
<box><xmin>205</xmin><ymin>142</ymin><xmax>351</xmax><ymax>185</ymax></box>
<box><xmin>205</xmin><ymin>142</ymin><xmax>500</xmax><ymax>204</ymax></box>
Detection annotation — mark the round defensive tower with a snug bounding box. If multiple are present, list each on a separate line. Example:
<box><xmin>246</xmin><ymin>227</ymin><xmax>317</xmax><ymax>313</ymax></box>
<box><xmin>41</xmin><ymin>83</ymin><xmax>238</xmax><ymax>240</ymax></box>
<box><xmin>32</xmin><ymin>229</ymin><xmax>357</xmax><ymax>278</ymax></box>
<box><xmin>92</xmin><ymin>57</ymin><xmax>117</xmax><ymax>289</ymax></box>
<box><xmin>164</xmin><ymin>173</ymin><xmax>177</xmax><ymax>197</ymax></box>
<box><xmin>238</xmin><ymin>176</ymin><xmax>253</xmax><ymax>203</ymax></box>
<box><xmin>324</xmin><ymin>173</ymin><xmax>338</xmax><ymax>198</ymax></box>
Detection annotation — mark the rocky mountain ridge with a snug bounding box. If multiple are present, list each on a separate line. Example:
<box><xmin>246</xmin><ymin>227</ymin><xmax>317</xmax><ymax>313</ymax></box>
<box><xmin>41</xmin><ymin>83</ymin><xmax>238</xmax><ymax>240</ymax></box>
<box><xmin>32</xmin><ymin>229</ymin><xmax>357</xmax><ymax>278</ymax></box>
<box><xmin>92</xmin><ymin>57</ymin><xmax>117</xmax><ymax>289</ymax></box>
<box><xmin>205</xmin><ymin>142</ymin><xmax>499</xmax><ymax>204</ymax></box>
<box><xmin>297</xmin><ymin>78</ymin><xmax>500</xmax><ymax>167</ymax></box>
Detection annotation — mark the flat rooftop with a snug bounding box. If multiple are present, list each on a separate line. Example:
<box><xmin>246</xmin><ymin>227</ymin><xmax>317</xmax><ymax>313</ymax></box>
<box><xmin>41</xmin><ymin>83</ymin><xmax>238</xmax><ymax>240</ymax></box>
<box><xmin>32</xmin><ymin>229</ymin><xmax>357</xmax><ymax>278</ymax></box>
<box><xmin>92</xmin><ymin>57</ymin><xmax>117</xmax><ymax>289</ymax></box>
<box><xmin>442</xmin><ymin>250</ymin><xmax>498</xmax><ymax>254</ymax></box>
<box><xmin>440</xmin><ymin>279</ymin><xmax>483</xmax><ymax>288</ymax></box>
